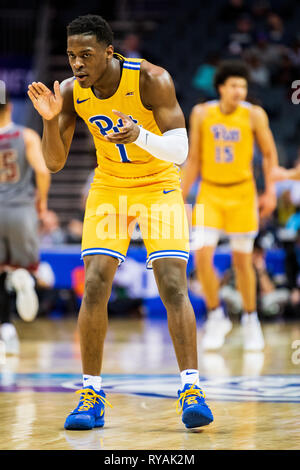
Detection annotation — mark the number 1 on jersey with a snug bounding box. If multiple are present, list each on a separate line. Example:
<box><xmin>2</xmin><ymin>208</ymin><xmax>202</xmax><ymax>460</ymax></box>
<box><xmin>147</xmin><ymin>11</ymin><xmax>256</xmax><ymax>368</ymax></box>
<box><xmin>116</xmin><ymin>143</ymin><xmax>131</xmax><ymax>163</ymax></box>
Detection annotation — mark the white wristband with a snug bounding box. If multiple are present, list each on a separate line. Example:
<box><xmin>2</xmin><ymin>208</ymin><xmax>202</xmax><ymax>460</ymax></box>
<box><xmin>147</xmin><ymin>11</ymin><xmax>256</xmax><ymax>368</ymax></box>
<box><xmin>133</xmin><ymin>127</ymin><xmax>188</xmax><ymax>165</ymax></box>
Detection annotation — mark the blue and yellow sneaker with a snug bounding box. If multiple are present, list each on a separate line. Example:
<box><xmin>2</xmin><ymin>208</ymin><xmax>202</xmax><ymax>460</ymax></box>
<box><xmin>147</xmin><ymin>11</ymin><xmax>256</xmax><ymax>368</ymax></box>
<box><xmin>176</xmin><ymin>383</ymin><xmax>213</xmax><ymax>429</ymax></box>
<box><xmin>64</xmin><ymin>387</ymin><xmax>112</xmax><ymax>430</ymax></box>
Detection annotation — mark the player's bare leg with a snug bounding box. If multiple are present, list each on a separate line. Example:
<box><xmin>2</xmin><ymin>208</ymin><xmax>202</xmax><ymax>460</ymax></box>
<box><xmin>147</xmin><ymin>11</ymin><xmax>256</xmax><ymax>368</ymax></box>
<box><xmin>152</xmin><ymin>258</ymin><xmax>198</xmax><ymax>371</ymax></box>
<box><xmin>195</xmin><ymin>246</ymin><xmax>232</xmax><ymax>350</ymax></box>
<box><xmin>194</xmin><ymin>246</ymin><xmax>219</xmax><ymax>310</ymax></box>
<box><xmin>64</xmin><ymin>255</ymin><xmax>117</xmax><ymax>430</ymax></box>
<box><xmin>232</xmin><ymin>250</ymin><xmax>264</xmax><ymax>351</ymax></box>
<box><xmin>152</xmin><ymin>257</ymin><xmax>214</xmax><ymax>428</ymax></box>
<box><xmin>78</xmin><ymin>254</ymin><xmax>118</xmax><ymax>375</ymax></box>
<box><xmin>231</xmin><ymin>251</ymin><xmax>256</xmax><ymax>313</ymax></box>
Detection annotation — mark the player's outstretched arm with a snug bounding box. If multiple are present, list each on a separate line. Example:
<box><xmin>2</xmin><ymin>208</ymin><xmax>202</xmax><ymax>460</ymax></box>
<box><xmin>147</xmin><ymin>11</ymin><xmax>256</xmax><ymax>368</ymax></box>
<box><xmin>27</xmin><ymin>78</ymin><xmax>76</xmax><ymax>173</ymax></box>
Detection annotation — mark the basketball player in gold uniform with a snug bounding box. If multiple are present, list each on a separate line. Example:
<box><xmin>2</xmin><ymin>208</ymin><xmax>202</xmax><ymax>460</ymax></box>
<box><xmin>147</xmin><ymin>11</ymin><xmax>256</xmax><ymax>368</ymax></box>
<box><xmin>27</xmin><ymin>15</ymin><xmax>213</xmax><ymax>430</ymax></box>
<box><xmin>182</xmin><ymin>61</ymin><xmax>278</xmax><ymax>351</ymax></box>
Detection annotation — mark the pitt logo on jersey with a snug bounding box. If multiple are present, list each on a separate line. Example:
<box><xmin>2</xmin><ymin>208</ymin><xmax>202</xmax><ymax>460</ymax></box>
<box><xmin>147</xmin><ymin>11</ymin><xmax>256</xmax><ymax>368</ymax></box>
<box><xmin>89</xmin><ymin>114</ymin><xmax>138</xmax><ymax>137</ymax></box>
<box><xmin>88</xmin><ymin>114</ymin><xmax>139</xmax><ymax>163</ymax></box>
<box><xmin>211</xmin><ymin>125</ymin><xmax>240</xmax><ymax>142</ymax></box>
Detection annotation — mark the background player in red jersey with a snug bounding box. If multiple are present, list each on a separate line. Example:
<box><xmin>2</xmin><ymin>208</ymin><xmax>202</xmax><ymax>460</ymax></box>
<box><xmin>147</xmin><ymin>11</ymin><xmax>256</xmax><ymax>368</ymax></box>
<box><xmin>0</xmin><ymin>91</ymin><xmax>50</xmax><ymax>354</ymax></box>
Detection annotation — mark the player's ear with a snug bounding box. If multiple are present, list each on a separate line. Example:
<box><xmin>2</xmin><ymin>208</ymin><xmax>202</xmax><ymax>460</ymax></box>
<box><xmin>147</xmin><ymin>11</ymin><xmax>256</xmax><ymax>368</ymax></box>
<box><xmin>105</xmin><ymin>44</ymin><xmax>114</xmax><ymax>61</ymax></box>
<box><xmin>218</xmin><ymin>84</ymin><xmax>224</xmax><ymax>97</ymax></box>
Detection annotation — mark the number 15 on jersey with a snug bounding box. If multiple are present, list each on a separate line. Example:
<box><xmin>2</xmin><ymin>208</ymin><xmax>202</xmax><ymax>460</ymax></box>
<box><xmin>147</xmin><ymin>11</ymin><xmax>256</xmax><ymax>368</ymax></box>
<box><xmin>215</xmin><ymin>145</ymin><xmax>234</xmax><ymax>163</ymax></box>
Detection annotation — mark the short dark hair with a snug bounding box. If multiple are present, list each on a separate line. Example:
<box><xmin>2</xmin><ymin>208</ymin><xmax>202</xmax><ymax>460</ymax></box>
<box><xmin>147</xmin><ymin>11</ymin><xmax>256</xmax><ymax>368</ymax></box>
<box><xmin>0</xmin><ymin>87</ymin><xmax>10</xmax><ymax>112</ymax></box>
<box><xmin>214</xmin><ymin>60</ymin><xmax>249</xmax><ymax>92</ymax></box>
<box><xmin>67</xmin><ymin>14</ymin><xmax>113</xmax><ymax>46</ymax></box>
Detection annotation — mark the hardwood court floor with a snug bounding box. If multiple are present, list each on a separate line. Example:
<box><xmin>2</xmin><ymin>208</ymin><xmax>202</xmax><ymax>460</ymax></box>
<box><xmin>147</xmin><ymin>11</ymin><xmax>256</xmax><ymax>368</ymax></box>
<box><xmin>0</xmin><ymin>317</ymin><xmax>299</xmax><ymax>450</ymax></box>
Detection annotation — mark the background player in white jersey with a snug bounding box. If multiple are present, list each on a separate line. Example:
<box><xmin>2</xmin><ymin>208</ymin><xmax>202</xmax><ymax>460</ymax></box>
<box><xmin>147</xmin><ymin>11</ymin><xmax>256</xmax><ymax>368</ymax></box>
<box><xmin>0</xmin><ymin>91</ymin><xmax>50</xmax><ymax>354</ymax></box>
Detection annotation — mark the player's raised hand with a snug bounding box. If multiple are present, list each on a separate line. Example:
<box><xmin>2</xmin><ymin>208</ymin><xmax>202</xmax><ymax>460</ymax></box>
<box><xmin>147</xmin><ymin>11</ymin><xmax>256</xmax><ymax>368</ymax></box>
<box><xmin>105</xmin><ymin>110</ymin><xmax>140</xmax><ymax>144</ymax></box>
<box><xmin>27</xmin><ymin>81</ymin><xmax>63</xmax><ymax>120</ymax></box>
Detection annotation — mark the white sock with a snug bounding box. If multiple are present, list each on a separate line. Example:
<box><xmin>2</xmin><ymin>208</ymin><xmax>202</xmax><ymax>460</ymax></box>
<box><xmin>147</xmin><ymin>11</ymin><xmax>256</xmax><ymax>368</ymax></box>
<box><xmin>180</xmin><ymin>369</ymin><xmax>200</xmax><ymax>388</ymax></box>
<box><xmin>82</xmin><ymin>374</ymin><xmax>102</xmax><ymax>391</ymax></box>
<box><xmin>242</xmin><ymin>311</ymin><xmax>258</xmax><ymax>324</ymax></box>
<box><xmin>208</xmin><ymin>306</ymin><xmax>225</xmax><ymax>320</ymax></box>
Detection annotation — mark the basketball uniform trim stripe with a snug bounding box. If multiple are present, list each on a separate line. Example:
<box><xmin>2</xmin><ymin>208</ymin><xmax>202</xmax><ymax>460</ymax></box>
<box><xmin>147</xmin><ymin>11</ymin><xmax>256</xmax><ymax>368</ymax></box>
<box><xmin>146</xmin><ymin>250</ymin><xmax>189</xmax><ymax>269</ymax></box>
<box><xmin>240</xmin><ymin>101</ymin><xmax>252</xmax><ymax>108</ymax></box>
<box><xmin>123</xmin><ymin>66</ymin><xmax>141</xmax><ymax>70</ymax></box>
<box><xmin>123</xmin><ymin>61</ymin><xmax>141</xmax><ymax>68</ymax></box>
<box><xmin>81</xmin><ymin>248</ymin><xmax>126</xmax><ymax>263</ymax></box>
<box><xmin>123</xmin><ymin>60</ymin><xmax>141</xmax><ymax>65</ymax></box>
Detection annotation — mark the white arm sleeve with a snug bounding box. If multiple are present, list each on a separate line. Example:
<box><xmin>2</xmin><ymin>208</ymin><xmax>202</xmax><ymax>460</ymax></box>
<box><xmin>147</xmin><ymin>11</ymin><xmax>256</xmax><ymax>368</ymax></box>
<box><xmin>133</xmin><ymin>127</ymin><xmax>188</xmax><ymax>165</ymax></box>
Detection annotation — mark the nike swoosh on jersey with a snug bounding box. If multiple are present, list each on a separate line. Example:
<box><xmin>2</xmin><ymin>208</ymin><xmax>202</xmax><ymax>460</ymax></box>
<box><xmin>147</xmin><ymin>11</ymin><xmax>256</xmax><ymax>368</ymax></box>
<box><xmin>163</xmin><ymin>189</ymin><xmax>176</xmax><ymax>194</ymax></box>
<box><xmin>76</xmin><ymin>98</ymin><xmax>90</xmax><ymax>104</ymax></box>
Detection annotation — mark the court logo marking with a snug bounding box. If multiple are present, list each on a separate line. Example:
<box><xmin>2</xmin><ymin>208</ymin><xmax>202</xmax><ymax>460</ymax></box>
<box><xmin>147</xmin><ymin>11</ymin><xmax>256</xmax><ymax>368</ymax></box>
<box><xmin>1</xmin><ymin>374</ymin><xmax>300</xmax><ymax>403</ymax></box>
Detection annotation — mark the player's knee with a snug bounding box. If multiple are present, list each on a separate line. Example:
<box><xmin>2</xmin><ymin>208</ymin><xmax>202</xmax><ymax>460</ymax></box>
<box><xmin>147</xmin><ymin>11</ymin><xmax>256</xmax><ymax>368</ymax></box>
<box><xmin>159</xmin><ymin>276</ymin><xmax>188</xmax><ymax>309</ymax></box>
<box><xmin>83</xmin><ymin>269</ymin><xmax>111</xmax><ymax>307</ymax></box>
<box><xmin>230</xmin><ymin>237</ymin><xmax>254</xmax><ymax>255</ymax></box>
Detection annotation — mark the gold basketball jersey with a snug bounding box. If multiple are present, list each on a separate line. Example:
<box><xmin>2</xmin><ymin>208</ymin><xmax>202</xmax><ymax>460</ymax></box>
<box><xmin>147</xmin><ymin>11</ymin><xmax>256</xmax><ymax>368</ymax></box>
<box><xmin>201</xmin><ymin>100</ymin><xmax>254</xmax><ymax>184</ymax></box>
<box><xmin>73</xmin><ymin>55</ymin><xmax>180</xmax><ymax>187</ymax></box>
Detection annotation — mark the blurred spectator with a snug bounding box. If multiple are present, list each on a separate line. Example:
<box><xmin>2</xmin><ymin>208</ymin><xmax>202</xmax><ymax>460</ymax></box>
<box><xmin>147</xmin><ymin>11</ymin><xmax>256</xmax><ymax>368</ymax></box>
<box><xmin>285</xmin><ymin>206</ymin><xmax>300</xmax><ymax>232</ymax></box>
<box><xmin>192</xmin><ymin>52</ymin><xmax>220</xmax><ymax>99</ymax></box>
<box><xmin>39</xmin><ymin>210</ymin><xmax>67</xmax><ymax>246</ymax></box>
<box><xmin>65</xmin><ymin>219</ymin><xmax>83</xmax><ymax>244</ymax></box>
<box><xmin>120</xmin><ymin>33</ymin><xmax>142</xmax><ymax>59</ymax></box>
<box><xmin>276</xmin><ymin>188</ymin><xmax>296</xmax><ymax>226</ymax></box>
<box><xmin>266</xmin><ymin>12</ymin><xmax>290</xmax><ymax>46</ymax></box>
<box><xmin>245</xmin><ymin>51</ymin><xmax>270</xmax><ymax>87</ymax></box>
<box><xmin>227</xmin><ymin>14</ymin><xmax>254</xmax><ymax>55</ymax></box>
<box><xmin>274</xmin><ymin>152</ymin><xmax>300</xmax><ymax>317</ymax></box>
<box><xmin>248</xmin><ymin>32</ymin><xmax>282</xmax><ymax>68</ymax></box>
